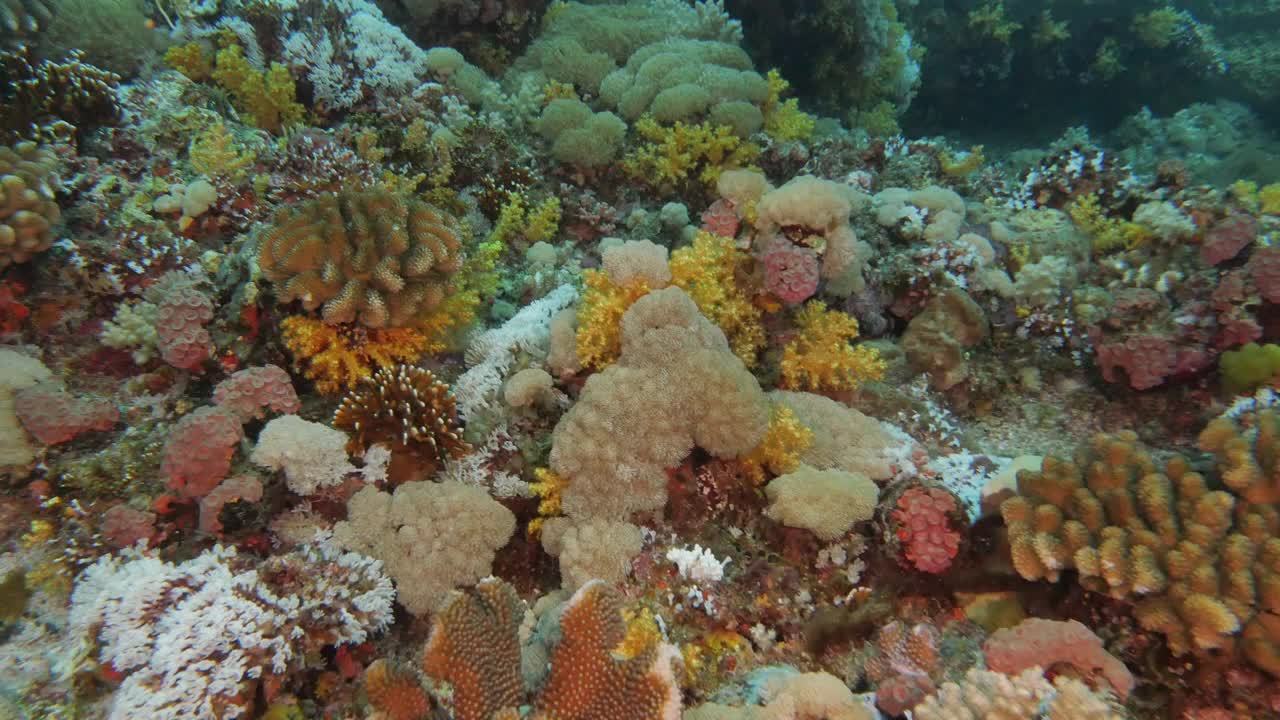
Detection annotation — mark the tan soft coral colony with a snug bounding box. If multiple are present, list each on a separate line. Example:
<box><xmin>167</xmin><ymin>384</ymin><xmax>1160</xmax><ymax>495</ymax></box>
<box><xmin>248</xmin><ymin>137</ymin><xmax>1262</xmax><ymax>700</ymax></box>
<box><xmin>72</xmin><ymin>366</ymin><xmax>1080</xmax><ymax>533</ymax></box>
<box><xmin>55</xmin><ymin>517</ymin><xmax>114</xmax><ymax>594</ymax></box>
<box><xmin>257</xmin><ymin>185</ymin><xmax>464</xmax><ymax>328</ymax></box>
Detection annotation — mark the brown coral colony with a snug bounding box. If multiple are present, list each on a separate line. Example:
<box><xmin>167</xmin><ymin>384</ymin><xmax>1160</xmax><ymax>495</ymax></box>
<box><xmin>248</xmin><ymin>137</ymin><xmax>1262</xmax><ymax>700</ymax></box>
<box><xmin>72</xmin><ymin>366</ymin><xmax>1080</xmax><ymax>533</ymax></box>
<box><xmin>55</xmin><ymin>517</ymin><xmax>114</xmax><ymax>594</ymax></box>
<box><xmin>334</xmin><ymin>363</ymin><xmax>469</xmax><ymax>467</ymax></box>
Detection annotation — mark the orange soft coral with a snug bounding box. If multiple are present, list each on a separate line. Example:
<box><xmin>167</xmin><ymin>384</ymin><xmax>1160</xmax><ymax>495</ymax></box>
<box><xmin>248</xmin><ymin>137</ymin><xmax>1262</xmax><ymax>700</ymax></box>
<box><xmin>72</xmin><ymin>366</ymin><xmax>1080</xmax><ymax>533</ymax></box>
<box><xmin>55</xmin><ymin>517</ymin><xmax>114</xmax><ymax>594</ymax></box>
<box><xmin>780</xmin><ymin>301</ymin><xmax>885</xmax><ymax>392</ymax></box>
<box><xmin>280</xmin><ymin>315</ymin><xmax>430</xmax><ymax>395</ymax></box>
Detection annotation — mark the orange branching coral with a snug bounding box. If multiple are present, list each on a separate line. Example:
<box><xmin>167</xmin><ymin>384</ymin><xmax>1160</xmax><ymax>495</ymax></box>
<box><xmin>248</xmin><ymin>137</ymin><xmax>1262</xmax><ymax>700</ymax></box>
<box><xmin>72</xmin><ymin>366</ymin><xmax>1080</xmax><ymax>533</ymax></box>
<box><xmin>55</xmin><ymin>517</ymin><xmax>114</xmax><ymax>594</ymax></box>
<box><xmin>334</xmin><ymin>365</ymin><xmax>470</xmax><ymax>476</ymax></box>
<box><xmin>258</xmin><ymin>186</ymin><xmax>465</xmax><ymax>329</ymax></box>
<box><xmin>669</xmin><ymin>231</ymin><xmax>766</xmax><ymax>367</ymax></box>
<box><xmin>1199</xmin><ymin>411</ymin><xmax>1280</xmax><ymax>504</ymax></box>
<box><xmin>780</xmin><ymin>301</ymin><xmax>885</xmax><ymax>392</ymax></box>
<box><xmin>280</xmin><ymin>315</ymin><xmax>430</xmax><ymax>395</ymax></box>
<box><xmin>364</xmin><ymin>659</ymin><xmax>431</xmax><ymax>720</ymax></box>
<box><xmin>424</xmin><ymin>578</ymin><xmax>682</xmax><ymax>720</ymax></box>
<box><xmin>739</xmin><ymin>402</ymin><xmax>814</xmax><ymax>485</ymax></box>
<box><xmin>422</xmin><ymin>578</ymin><xmax>524</xmax><ymax>720</ymax></box>
<box><xmin>575</xmin><ymin>269</ymin><xmax>652</xmax><ymax>371</ymax></box>
<box><xmin>1001</xmin><ymin>429</ymin><xmax>1280</xmax><ymax>672</ymax></box>
<box><xmin>534</xmin><ymin>580</ymin><xmax>682</xmax><ymax>720</ymax></box>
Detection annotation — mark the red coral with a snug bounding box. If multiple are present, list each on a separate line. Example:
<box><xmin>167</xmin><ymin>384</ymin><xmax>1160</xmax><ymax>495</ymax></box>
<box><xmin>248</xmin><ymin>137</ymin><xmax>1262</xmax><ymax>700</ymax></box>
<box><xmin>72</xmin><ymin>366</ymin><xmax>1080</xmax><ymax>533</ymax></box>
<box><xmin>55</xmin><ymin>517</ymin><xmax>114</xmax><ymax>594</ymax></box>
<box><xmin>875</xmin><ymin>674</ymin><xmax>936</xmax><ymax>716</ymax></box>
<box><xmin>100</xmin><ymin>504</ymin><xmax>156</xmax><ymax>549</ymax></box>
<box><xmin>1094</xmin><ymin>334</ymin><xmax>1211</xmax><ymax>390</ymax></box>
<box><xmin>13</xmin><ymin>384</ymin><xmax>118</xmax><ymax>445</ymax></box>
<box><xmin>892</xmin><ymin>487</ymin><xmax>961</xmax><ymax>574</ymax></box>
<box><xmin>155</xmin><ymin>286</ymin><xmax>214</xmax><ymax>370</ymax></box>
<box><xmin>199</xmin><ymin>474</ymin><xmax>264</xmax><ymax>535</ymax></box>
<box><xmin>1200</xmin><ymin>214</ymin><xmax>1257</xmax><ymax>267</ymax></box>
<box><xmin>162</xmin><ymin>406</ymin><xmax>244</xmax><ymax>499</ymax></box>
<box><xmin>762</xmin><ymin>243</ymin><xmax>821</xmax><ymax>305</ymax></box>
<box><xmin>1249</xmin><ymin>246</ymin><xmax>1280</xmax><ymax>304</ymax></box>
<box><xmin>700</xmin><ymin>198</ymin><xmax>739</xmax><ymax>239</ymax></box>
<box><xmin>984</xmin><ymin>618</ymin><xmax>1134</xmax><ymax>700</ymax></box>
<box><xmin>213</xmin><ymin>365</ymin><xmax>300</xmax><ymax>422</ymax></box>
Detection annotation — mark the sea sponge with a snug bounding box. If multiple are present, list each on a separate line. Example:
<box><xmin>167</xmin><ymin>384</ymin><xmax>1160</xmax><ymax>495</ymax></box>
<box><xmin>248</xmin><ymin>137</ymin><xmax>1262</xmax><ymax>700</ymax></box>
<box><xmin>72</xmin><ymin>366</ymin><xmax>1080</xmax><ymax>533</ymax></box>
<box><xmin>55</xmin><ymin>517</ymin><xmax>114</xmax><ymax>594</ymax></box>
<box><xmin>0</xmin><ymin>141</ymin><xmax>60</xmax><ymax>268</ymax></box>
<box><xmin>984</xmin><ymin>618</ymin><xmax>1134</xmax><ymax>700</ymax></box>
<box><xmin>901</xmin><ymin>288</ymin><xmax>988</xmax><ymax>390</ymax></box>
<box><xmin>549</xmin><ymin>287</ymin><xmax>768</xmax><ymax>521</ymax></box>
<box><xmin>333</xmin><ymin>481</ymin><xmax>516</xmax><ymax>615</ymax></box>
<box><xmin>764</xmin><ymin>465</ymin><xmax>878</xmax><ymax>541</ymax></box>
<box><xmin>0</xmin><ymin>348</ymin><xmax>51</xmax><ymax>471</ymax></box>
<box><xmin>257</xmin><ymin>186</ymin><xmax>465</xmax><ymax>329</ymax></box>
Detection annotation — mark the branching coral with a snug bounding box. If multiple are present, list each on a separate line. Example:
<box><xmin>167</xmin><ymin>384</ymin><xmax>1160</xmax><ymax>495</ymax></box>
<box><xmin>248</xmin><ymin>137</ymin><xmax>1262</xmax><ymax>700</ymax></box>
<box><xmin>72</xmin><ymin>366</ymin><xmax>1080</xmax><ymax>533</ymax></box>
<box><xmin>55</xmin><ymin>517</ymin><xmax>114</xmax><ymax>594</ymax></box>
<box><xmin>0</xmin><ymin>46</ymin><xmax>119</xmax><ymax>144</ymax></box>
<box><xmin>780</xmin><ymin>301</ymin><xmax>884</xmax><ymax>393</ymax></box>
<box><xmin>259</xmin><ymin>186</ymin><xmax>467</xmax><ymax>329</ymax></box>
<box><xmin>280</xmin><ymin>315</ymin><xmax>432</xmax><ymax>395</ymax></box>
<box><xmin>423</xmin><ymin>577</ymin><xmax>682</xmax><ymax>720</ymax></box>
<box><xmin>1000</xmin><ymin>427</ymin><xmax>1280</xmax><ymax>673</ymax></box>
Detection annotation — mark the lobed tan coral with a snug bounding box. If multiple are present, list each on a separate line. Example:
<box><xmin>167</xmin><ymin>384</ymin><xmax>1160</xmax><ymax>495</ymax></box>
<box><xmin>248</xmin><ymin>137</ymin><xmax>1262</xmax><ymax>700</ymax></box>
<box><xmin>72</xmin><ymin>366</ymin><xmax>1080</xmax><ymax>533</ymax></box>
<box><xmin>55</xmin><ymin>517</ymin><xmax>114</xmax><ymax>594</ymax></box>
<box><xmin>549</xmin><ymin>286</ymin><xmax>768</xmax><ymax>521</ymax></box>
<box><xmin>332</xmin><ymin>481</ymin><xmax>515</xmax><ymax>615</ymax></box>
<box><xmin>257</xmin><ymin>186</ymin><xmax>464</xmax><ymax>328</ymax></box>
<box><xmin>541</xmin><ymin>517</ymin><xmax>644</xmax><ymax>591</ymax></box>
<box><xmin>912</xmin><ymin>667</ymin><xmax>1122</xmax><ymax>720</ymax></box>
<box><xmin>901</xmin><ymin>288</ymin><xmax>989</xmax><ymax>390</ymax></box>
<box><xmin>0</xmin><ymin>141</ymin><xmax>59</xmax><ymax>268</ymax></box>
<box><xmin>764</xmin><ymin>465</ymin><xmax>878</xmax><ymax>541</ymax></box>
<box><xmin>1000</xmin><ymin>427</ymin><xmax>1280</xmax><ymax>672</ymax></box>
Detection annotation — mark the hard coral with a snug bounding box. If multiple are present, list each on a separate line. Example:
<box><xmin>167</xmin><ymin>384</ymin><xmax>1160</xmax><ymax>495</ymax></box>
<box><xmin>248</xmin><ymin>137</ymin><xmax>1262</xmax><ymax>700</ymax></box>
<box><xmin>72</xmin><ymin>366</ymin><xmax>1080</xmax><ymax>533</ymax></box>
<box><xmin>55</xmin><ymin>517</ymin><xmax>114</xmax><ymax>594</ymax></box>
<box><xmin>161</xmin><ymin>407</ymin><xmax>244</xmax><ymax>499</ymax></box>
<box><xmin>333</xmin><ymin>364</ymin><xmax>469</xmax><ymax>482</ymax></box>
<box><xmin>0</xmin><ymin>46</ymin><xmax>119</xmax><ymax>144</ymax></box>
<box><xmin>780</xmin><ymin>301</ymin><xmax>884</xmax><ymax>393</ymax></box>
<box><xmin>280</xmin><ymin>315</ymin><xmax>431</xmax><ymax>395</ymax></box>
<box><xmin>154</xmin><ymin>283</ymin><xmax>215</xmax><ymax>371</ymax></box>
<box><xmin>423</xmin><ymin>578</ymin><xmax>682</xmax><ymax>720</ymax></box>
<box><xmin>213</xmin><ymin>365</ymin><xmax>300</xmax><ymax>422</ymax></box>
<box><xmin>13</xmin><ymin>384</ymin><xmax>117</xmax><ymax>445</ymax></box>
<box><xmin>0</xmin><ymin>141</ymin><xmax>59</xmax><ymax>268</ymax></box>
<box><xmin>258</xmin><ymin>186</ymin><xmax>465</xmax><ymax>329</ymax></box>
<box><xmin>892</xmin><ymin>486</ymin><xmax>963</xmax><ymax>574</ymax></box>
<box><xmin>1000</xmin><ymin>429</ymin><xmax>1280</xmax><ymax>670</ymax></box>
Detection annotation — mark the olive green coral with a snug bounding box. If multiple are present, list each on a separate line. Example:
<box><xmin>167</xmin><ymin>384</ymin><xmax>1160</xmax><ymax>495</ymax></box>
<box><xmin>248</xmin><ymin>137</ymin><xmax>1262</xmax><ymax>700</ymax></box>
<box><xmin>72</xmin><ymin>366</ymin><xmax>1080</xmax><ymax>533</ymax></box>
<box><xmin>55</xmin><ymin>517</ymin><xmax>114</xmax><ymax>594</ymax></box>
<box><xmin>1001</xmin><ymin>427</ymin><xmax>1280</xmax><ymax>673</ymax></box>
<box><xmin>257</xmin><ymin>185</ymin><xmax>466</xmax><ymax>329</ymax></box>
<box><xmin>0</xmin><ymin>141</ymin><xmax>59</xmax><ymax>268</ymax></box>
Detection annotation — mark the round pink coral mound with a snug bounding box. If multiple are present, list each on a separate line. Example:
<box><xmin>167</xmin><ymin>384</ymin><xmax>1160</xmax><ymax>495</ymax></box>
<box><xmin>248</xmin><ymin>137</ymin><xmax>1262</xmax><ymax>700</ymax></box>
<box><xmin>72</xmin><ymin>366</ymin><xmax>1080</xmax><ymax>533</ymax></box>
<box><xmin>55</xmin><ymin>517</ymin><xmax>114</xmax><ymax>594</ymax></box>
<box><xmin>892</xmin><ymin>486</ymin><xmax>961</xmax><ymax>574</ymax></box>
<box><xmin>700</xmin><ymin>198</ymin><xmax>739</xmax><ymax>239</ymax></box>
<box><xmin>162</xmin><ymin>406</ymin><xmax>244</xmax><ymax>499</ymax></box>
<box><xmin>763</xmin><ymin>243</ymin><xmax>820</xmax><ymax>305</ymax></box>
<box><xmin>213</xmin><ymin>365</ymin><xmax>300</xmax><ymax>421</ymax></box>
<box><xmin>1249</xmin><ymin>246</ymin><xmax>1280</xmax><ymax>304</ymax></box>
<box><xmin>984</xmin><ymin>618</ymin><xmax>1134</xmax><ymax>700</ymax></box>
<box><xmin>155</xmin><ymin>286</ymin><xmax>214</xmax><ymax>370</ymax></box>
<box><xmin>14</xmin><ymin>384</ymin><xmax>118</xmax><ymax>445</ymax></box>
<box><xmin>200</xmin><ymin>474</ymin><xmax>264</xmax><ymax>535</ymax></box>
<box><xmin>100</xmin><ymin>504</ymin><xmax>156</xmax><ymax>549</ymax></box>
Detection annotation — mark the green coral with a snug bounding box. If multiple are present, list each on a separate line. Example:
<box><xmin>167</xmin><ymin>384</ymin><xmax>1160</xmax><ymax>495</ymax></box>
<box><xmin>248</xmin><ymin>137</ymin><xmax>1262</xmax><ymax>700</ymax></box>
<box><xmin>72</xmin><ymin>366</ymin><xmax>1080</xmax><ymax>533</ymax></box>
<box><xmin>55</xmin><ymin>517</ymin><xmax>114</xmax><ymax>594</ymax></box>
<box><xmin>1221</xmin><ymin>343</ymin><xmax>1280</xmax><ymax>394</ymax></box>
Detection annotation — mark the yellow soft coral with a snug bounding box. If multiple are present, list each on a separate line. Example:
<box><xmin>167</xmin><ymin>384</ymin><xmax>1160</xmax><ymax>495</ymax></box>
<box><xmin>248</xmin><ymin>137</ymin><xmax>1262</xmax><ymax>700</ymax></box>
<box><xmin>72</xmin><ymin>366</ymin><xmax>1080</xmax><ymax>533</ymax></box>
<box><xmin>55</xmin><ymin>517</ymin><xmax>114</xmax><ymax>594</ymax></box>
<box><xmin>670</xmin><ymin>231</ymin><xmax>766</xmax><ymax>367</ymax></box>
<box><xmin>211</xmin><ymin>44</ymin><xmax>305</xmax><ymax>134</ymax></box>
<box><xmin>739</xmin><ymin>403</ymin><xmax>814</xmax><ymax>485</ymax></box>
<box><xmin>625</xmin><ymin>116</ymin><xmax>759</xmax><ymax>190</ymax></box>
<box><xmin>490</xmin><ymin>193</ymin><xmax>562</xmax><ymax>247</ymax></box>
<box><xmin>781</xmin><ymin>301</ymin><xmax>885</xmax><ymax>392</ymax></box>
<box><xmin>189</xmin><ymin>122</ymin><xmax>255</xmax><ymax>180</ymax></box>
<box><xmin>575</xmin><ymin>269</ymin><xmax>653</xmax><ymax>370</ymax></box>
<box><xmin>1069</xmin><ymin>193</ymin><xmax>1151</xmax><ymax>254</ymax></box>
<box><xmin>762</xmin><ymin>69</ymin><xmax>816</xmax><ymax>143</ymax></box>
<box><xmin>1260</xmin><ymin>183</ymin><xmax>1280</xmax><ymax>216</ymax></box>
<box><xmin>164</xmin><ymin>41</ymin><xmax>212</xmax><ymax>81</ymax></box>
<box><xmin>280</xmin><ymin>315</ymin><xmax>431</xmax><ymax>395</ymax></box>
<box><xmin>528</xmin><ymin>467</ymin><xmax>568</xmax><ymax>535</ymax></box>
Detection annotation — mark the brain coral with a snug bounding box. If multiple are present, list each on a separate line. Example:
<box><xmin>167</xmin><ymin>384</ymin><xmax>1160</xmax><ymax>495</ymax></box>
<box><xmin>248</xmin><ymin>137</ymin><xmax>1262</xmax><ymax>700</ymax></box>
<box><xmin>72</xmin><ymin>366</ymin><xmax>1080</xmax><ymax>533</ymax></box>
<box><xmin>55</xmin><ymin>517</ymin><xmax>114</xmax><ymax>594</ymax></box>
<box><xmin>257</xmin><ymin>185</ymin><xmax>464</xmax><ymax>328</ymax></box>
<box><xmin>0</xmin><ymin>141</ymin><xmax>60</xmax><ymax>268</ymax></box>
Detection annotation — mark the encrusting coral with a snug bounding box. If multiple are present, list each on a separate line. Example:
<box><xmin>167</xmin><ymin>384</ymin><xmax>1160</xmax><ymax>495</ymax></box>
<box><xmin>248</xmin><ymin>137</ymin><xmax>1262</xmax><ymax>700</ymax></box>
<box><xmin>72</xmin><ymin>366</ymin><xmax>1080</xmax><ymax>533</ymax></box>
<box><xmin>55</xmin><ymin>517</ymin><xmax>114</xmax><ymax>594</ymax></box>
<box><xmin>423</xmin><ymin>577</ymin><xmax>682</xmax><ymax>720</ymax></box>
<box><xmin>1000</xmin><ymin>425</ymin><xmax>1280</xmax><ymax>674</ymax></box>
<box><xmin>258</xmin><ymin>185</ymin><xmax>465</xmax><ymax>329</ymax></box>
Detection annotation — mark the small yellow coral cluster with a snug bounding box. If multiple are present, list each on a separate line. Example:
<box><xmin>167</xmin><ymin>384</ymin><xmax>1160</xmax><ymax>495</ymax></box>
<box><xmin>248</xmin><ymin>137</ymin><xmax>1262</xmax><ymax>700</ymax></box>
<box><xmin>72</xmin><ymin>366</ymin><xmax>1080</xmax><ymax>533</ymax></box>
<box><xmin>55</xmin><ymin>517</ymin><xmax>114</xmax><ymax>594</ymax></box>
<box><xmin>1001</xmin><ymin>425</ymin><xmax>1280</xmax><ymax>674</ymax></box>
<box><xmin>489</xmin><ymin>193</ymin><xmax>561</xmax><ymax>247</ymax></box>
<box><xmin>1069</xmin><ymin>193</ymin><xmax>1151</xmax><ymax>254</ymax></box>
<box><xmin>624</xmin><ymin>117</ymin><xmax>759</xmax><ymax>191</ymax></box>
<box><xmin>761</xmin><ymin>69</ymin><xmax>815</xmax><ymax>143</ymax></box>
<box><xmin>780</xmin><ymin>301</ymin><xmax>885</xmax><ymax>393</ymax></box>
<box><xmin>210</xmin><ymin>44</ymin><xmax>305</xmax><ymax>134</ymax></box>
<box><xmin>575</xmin><ymin>268</ymin><xmax>655</xmax><ymax>371</ymax></box>
<box><xmin>739</xmin><ymin>403</ymin><xmax>814</xmax><ymax>485</ymax></box>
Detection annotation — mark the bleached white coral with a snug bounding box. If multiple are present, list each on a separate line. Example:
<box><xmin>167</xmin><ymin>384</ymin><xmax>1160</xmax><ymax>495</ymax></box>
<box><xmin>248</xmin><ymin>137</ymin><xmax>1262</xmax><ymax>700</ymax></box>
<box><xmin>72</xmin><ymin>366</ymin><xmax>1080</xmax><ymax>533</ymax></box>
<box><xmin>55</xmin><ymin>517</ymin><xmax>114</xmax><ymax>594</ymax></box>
<box><xmin>667</xmin><ymin>544</ymin><xmax>730</xmax><ymax>583</ymax></box>
<box><xmin>69</xmin><ymin>542</ymin><xmax>393</xmax><ymax>720</ymax></box>
<box><xmin>250</xmin><ymin>415</ymin><xmax>355</xmax><ymax>495</ymax></box>
<box><xmin>454</xmin><ymin>283</ymin><xmax>577</xmax><ymax>419</ymax></box>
